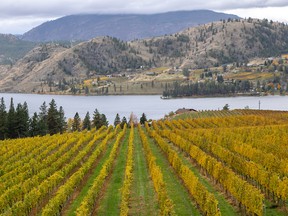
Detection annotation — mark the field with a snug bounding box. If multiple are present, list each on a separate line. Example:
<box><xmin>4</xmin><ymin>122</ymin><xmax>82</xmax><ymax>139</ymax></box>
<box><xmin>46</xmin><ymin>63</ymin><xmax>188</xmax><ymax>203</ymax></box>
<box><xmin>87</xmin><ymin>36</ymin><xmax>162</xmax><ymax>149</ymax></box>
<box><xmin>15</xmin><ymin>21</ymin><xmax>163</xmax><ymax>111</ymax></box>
<box><xmin>0</xmin><ymin>110</ymin><xmax>288</xmax><ymax>215</ymax></box>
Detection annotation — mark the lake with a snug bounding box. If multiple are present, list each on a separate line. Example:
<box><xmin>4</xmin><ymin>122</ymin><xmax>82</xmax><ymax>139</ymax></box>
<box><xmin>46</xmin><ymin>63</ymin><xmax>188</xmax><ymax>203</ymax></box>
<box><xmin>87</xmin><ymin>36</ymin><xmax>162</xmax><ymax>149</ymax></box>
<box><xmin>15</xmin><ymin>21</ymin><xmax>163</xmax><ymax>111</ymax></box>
<box><xmin>1</xmin><ymin>93</ymin><xmax>288</xmax><ymax>124</ymax></box>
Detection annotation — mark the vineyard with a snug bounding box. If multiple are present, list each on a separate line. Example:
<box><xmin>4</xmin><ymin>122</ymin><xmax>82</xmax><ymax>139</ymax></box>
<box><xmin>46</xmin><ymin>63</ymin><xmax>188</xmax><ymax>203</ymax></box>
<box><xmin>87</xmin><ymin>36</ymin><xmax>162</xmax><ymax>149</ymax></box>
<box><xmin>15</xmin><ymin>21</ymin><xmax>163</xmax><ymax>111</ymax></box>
<box><xmin>0</xmin><ymin>109</ymin><xmax>288</xmax><ymax>215</ymax></box>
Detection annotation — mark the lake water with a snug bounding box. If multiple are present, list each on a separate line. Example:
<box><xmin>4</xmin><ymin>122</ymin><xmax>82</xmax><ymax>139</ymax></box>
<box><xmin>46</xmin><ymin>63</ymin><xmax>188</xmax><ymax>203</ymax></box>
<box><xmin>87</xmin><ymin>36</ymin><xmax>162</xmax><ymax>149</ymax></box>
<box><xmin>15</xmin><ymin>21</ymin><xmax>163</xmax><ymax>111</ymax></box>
<box><xmin>1</xmin><ymin>93</ymin><xmax>288</xmax><ymax>124</ymax></box>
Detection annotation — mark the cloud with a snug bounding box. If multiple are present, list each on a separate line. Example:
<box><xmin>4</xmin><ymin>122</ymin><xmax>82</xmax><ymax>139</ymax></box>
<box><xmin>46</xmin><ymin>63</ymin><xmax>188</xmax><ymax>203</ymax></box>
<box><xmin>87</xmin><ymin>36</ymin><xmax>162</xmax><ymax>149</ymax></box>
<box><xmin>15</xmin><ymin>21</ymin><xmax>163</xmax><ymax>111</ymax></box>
<box><xmin>1</xmin><ymin>0</ymin><xmax>288</xmax><ymax>16</ymax></box>
<box><xmin>0</xmin><ymin>16</ymin><xmax>58</xmax><ymax>34</ymax></box>
<box><xmin>0</xmin><ymin>0</ymin><xmax>288</xmax><ymax>34</ymax></box>
<box><xmin>224</xmin><ymin>6</ymin><xmax>288</xmax><ymax>23</ymax></box>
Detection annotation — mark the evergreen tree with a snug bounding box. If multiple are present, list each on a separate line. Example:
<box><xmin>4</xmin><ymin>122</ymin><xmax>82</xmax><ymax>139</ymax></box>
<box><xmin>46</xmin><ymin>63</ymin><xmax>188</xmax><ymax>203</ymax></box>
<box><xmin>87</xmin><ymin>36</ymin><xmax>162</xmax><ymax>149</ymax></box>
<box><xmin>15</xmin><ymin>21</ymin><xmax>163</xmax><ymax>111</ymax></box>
<box><xmin>29</xmin><ymin>112</ymin><xmax>40</xmax><ymax>136</ymax></box>
<box><xmin>120</xmin><ymin>116</ymin><xmax>127</xmax><ymax>129</ymax></box>
<box><xmin>0</xmin><ymin>97</ymin><xmax>7</xmax><ymax>139</ymax></box>
<box><xmin>38</xmin><ymin>102</ymin><xmax>48</xmax><ymax>135</ymax></box>
<box><xmin>92</xmin><ymin>109</ymin><xmax>102</xmax><ymax>129</ymax></box>
<box><xmin>100</xmin><ymin>114</ymin><xmax>108</xmax><ymax>127</ymax></box>
<box><xmin>223</xmin><ymin>104</ymin><xmax>230</xmax><ymax>110</ymax></box>
<box><xmin>47</xmin><ymin>99</ymin><xmax>60</xmax><ymax>135</ymax></box>
<box><xmin>140</xmin><ymin>113</ymin><xmax>147</xmax><ymax>125</ymax></box>
<box><xmin>58</xmin><ymin>106</ymin><xmax>67</xmax><ymax>133</ymax></box>
<box><xmin>7</xmin><ymin>98</ymin><xmax>17</xmax><ymax>138</ymax></box>
<box><xmin>82</xmin><ymin>111</ymin><xmax>91</xmax><ymax>130</ymax></box>
<box><xmin>72</xmin><ymin>112</ymin><xmax>81</xmax><ymax>131</ymax></box>
<box><xmin>15</xmin><ymin>102</ymin><xmax>29</xmax><ymax>138</ymax></box>
<box><xmin>114</xmin><ymin>113</ymin><xmax>121</xmax><ymax>127</ymax></box>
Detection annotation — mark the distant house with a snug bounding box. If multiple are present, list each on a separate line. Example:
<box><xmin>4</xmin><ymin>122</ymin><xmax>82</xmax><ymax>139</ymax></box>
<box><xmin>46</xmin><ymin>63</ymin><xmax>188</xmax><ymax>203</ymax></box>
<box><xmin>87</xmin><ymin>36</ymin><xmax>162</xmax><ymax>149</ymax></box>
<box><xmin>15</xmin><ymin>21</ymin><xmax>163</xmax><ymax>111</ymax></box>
<box><xmin>175</xmin><ymin>108</ymin><xmax>197</xmax><ymax>114</ymax></box>
<box><xmin>168</xmin><ymin>71</ymin><xmax>176</xmax><ymax>75</ymax></box>
<box><xmin>146</xmin><ymin>71</ymin><xmax>156</xmax><ymax>76</ymax></box>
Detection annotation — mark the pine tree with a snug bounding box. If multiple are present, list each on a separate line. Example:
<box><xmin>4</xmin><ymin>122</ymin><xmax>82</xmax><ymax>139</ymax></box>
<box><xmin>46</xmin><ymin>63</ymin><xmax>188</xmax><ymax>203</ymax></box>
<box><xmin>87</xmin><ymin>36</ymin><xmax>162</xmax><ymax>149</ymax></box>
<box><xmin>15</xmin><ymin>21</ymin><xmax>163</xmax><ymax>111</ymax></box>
<box><xmin>47</xmin><ymin>99</ymin><xmax>60</xmax><ymax>135</ymax></box>
<box><xmin>38</xmin><ymin>102</ymin><xmax>48</xmax><ymax>136</ymax></box>
<box><xmin>140</xmin><ymin>113</ymin><xmax>147</xmax><ymax>125</ymax></box>
<box><xmin>15</xmin><ymin>102</ymin><xmax>29</xmax><ymax>138</ymax></box>
<box><xmin>29</xmin><ymin>112</ymin><xmax>40</xmax><ymax>136</ymax></box>
<box><xmin>0</xmin><ymin>97</ymin><xmax>7</xmax><ymax>139</ymax></box>
<box><xmin>72</xmin><ymin>112</ymin><xmax>81</xmax><ymax>131</ymax></box>
<box><xmin>7</xmin><ymin>98</ymin><xmax>17</xmax><ymax>138</ymax></box>
<box><xmin>92</xmin><ymin>109</ymin><xmax>101</xmax><ymax>129</ymax></box>
<box><xmin>58</xmin><ymin>106</ymin><xmax>67</xmax><ymax>133</ymax></box>
<box><xmin>100</xmin><ymin>114</ymin><xmax>108</xmax><ymax>127</ymax></box>
<box><xmin>120</xmin><ymin>116</ymin><xmax>127</xmax><ymax>129</ymax></box>
<box><xmin>82</xmin><ymin>111</ymin><xmax>91</xmax><ymax>130</ymax></box>
<box><xmin>114</xmin><ymin>113</ymin><xmax>121</xmax><ymax>127</ymax></box>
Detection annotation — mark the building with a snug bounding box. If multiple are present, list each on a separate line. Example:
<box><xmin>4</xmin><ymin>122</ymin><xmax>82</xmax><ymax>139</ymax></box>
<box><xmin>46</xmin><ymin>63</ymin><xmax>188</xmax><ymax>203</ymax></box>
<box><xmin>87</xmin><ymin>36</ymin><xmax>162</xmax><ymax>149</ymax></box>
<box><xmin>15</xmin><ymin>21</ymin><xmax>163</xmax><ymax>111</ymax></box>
<box><xmin>175</xmin><ymin>108</ymin><xmax>197</xmax><ymax>114</ymax></box>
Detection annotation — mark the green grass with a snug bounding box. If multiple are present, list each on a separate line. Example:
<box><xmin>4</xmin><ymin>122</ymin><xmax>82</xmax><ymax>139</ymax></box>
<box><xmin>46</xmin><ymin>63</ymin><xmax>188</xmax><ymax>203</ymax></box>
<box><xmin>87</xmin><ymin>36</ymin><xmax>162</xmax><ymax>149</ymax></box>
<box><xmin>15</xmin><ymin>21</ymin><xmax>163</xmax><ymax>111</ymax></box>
<box><xmin>144</xmin><ymin>129</ymin><xmax>201</xmax><ymax>216</ymax></box>
<box><xmin>129</xmin><ymin>128</ymin><xmax>159</xmax><ymax>215</ymax></box>
<box><xmin>264</xmin><ymin>200</ymin><xmax>287</xmax><ymax>216</ymax></box>
<box><xmin>95</xmin><ymin>130</ymin><xmax>130</xmax><ymax>215</ymax></box>
<box><xmin>166</xmin><ymin>139</ymin><xmax>238</xmax><ymax>216</ymax></box>
<box><xmin>65</xmin><ymin>137</ymin><xmax>117</xmax><ymax>215</ymax></box>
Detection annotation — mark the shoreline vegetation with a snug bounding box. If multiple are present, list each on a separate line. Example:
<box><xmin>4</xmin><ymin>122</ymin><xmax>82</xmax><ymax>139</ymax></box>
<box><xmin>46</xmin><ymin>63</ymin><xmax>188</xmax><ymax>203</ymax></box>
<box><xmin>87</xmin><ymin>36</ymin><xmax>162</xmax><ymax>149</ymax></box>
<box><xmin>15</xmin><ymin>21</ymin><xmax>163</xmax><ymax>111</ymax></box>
<box><xmin>0</xmin><ymin>89</ymin><xmax>284</xmax><ymax>98</ymax></box>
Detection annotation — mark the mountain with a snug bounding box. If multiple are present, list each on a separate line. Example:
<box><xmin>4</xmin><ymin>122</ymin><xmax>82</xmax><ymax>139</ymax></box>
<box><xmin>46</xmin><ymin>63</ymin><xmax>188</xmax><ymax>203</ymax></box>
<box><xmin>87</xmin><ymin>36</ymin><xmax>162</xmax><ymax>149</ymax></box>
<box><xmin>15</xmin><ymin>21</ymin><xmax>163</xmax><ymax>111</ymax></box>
<box><xmin>21</xmin><ymin>10</ymin><xmax>239</xmax><ymax>42</ymax></box>
<box><xmin>1</xmin><ymin>18</ymin><xmax>288</xmax><ymax>93</ymax></box>
<box><xmin>0</xmin><ymin>34</ymin><xmax>36</xmax><ymax>64</ymax></box>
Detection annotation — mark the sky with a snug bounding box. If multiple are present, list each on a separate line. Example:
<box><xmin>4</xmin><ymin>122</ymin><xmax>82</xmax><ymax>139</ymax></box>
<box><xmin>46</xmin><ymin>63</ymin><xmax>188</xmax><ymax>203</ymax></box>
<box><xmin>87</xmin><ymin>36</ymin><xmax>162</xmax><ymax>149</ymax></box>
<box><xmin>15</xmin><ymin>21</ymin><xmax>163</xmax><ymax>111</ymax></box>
<box><xmin>0</xmin><ymin>0</ymin><xmax>288</xmax><ymax>34</ymax></box>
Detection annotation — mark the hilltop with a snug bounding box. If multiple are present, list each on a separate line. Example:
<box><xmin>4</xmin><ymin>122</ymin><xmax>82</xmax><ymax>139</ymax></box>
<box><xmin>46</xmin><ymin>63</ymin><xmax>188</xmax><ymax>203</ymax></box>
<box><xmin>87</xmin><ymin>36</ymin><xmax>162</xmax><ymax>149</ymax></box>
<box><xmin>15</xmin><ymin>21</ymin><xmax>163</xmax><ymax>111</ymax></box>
<box><xmin>21</xmin><ymin>10</ymin><xmax>239</xmax><ymax>42</ymax></box>
<box><xmin>0</xmin><ymin>34</ymin><xmax>35</xmax><ymax>65</ymax></box>
<box><xmin>0</xmin><ymin>18</ymin><xmax>288</xmax><ymax>94</ymax></box>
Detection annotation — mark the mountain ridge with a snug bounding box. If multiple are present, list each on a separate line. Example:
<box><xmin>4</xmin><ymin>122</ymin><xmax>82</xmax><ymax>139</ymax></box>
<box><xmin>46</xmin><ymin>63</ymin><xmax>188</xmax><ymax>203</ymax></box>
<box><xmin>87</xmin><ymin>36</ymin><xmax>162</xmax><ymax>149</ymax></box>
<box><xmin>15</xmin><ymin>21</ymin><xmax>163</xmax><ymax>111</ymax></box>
<box><xmin>21</xmin><ymin>10</ymin><xmax>240</xmax><ymax>42</ymax></box>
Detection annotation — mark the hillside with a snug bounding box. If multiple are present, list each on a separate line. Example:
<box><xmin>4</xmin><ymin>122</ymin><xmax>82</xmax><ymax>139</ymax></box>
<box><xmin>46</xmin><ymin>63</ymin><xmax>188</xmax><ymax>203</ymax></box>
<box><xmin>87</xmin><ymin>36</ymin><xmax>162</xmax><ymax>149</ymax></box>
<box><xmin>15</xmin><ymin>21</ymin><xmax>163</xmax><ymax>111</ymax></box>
<box><xmin>0</xmin><ymin>34</ymin><xmax>36</xmax><ymax>64</ymax></box>
<box><xmin>21</xmin><ymin>10</ymin><xmax>239</xmax><ymax>42</ymax></box>
<box><xmin>1</xmin><ymin>18</ymin><xmax>288</xmax><ymax>93</ymax></box>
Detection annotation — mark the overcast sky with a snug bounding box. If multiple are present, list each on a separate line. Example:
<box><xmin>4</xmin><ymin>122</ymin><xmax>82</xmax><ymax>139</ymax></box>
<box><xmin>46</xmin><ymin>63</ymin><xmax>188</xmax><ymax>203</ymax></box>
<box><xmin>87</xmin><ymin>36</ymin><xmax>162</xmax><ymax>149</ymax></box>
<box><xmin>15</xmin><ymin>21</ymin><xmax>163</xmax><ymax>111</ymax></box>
<box><xmin>0</xmin><ymin>0</ymin><xmax>288</xmax><ymax>34</ymax></box>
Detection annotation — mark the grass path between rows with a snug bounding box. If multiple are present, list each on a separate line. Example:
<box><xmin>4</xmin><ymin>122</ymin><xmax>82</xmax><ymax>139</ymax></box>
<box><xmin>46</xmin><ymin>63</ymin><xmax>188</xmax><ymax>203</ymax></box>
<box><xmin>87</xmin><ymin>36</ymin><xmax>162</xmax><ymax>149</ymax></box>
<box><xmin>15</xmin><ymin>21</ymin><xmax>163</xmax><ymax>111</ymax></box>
<box><xmin>95</xmin><ymin>129</ymin><xmax>129</xmax><ymax>215</ymax></box>
<box><xmin>129</xmin><ymin>128</ymin><xmax>159</xmax><ymax>215</ymax></box>
<box><xmin>64</xmin><ymin>136</ymin><xmax>117</xmax><ymax>215</ymax></box>
<box><xmin>167</xmin><ymin>138</ymin><xmax>238</xmax><ymax>216</ymax></box>
<box><xmin>144</xmin><ymin>128</ymin><xmax>201</xmax><ymax>216</ymax></box>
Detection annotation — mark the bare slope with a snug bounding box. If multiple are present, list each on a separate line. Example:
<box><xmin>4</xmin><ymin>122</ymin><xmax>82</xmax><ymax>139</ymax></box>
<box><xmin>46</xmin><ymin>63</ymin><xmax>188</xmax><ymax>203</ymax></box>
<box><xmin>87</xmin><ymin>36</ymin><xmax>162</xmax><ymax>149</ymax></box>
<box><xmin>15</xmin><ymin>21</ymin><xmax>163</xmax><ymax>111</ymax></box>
<box><xmin>1</xmin><ymin>18</ymin><xmax>288</xmax><ymax>93</ymax></box>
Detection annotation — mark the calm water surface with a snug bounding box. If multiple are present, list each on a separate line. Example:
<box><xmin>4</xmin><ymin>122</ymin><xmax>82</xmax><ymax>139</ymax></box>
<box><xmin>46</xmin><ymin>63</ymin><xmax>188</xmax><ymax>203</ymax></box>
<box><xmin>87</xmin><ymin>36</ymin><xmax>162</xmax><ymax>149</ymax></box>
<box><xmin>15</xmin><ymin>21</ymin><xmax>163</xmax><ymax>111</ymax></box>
<box><xmin>1</xmin><ymin>93</ymin><xmax>288</xmax><ymax>123</ymax></box>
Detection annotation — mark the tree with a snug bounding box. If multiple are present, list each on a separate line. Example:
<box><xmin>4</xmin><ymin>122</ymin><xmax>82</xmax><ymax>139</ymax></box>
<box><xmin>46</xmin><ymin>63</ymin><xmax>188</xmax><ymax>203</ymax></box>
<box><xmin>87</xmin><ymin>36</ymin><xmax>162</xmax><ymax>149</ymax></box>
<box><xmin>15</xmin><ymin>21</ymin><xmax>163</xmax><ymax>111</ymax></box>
<box><xmin>0</xmin><ymin>97</ymin><xmax>7</xmax><ymax>139</ymax></box>
<box><xmin>100</xmin><ymin>114</ymin><xmax>108</xmax><ymax>127</ymax></box>
<box><xmin>129</xmin><ymin>112</ymin><xmax>138</xmax><ymax>126</ymax></box>
<box><xmin>92</xmin><ymin>109</ymin><xmax>102</xmax><ymax>129</ymax></box>
<box><xmin>29</xmin><ymin>112</ymin><xmax>40</xmax><ymax>136</ymax></box>
<box><xmin>47</xmin><ymin>99</ymin><xmax>60</xmax><ymax>135</ymax></box>
<box><xmin>38</xmin><ymin>102</ymin><xmax>48</xmax><ymax>135</ymax></box>
<box><xmin>72</xmin><ymin>112</ymin><xmax>81</xmax><ymax>132</ymax></box>
<box><xmin>114</xmin><ymin>113</ymin><xmax>121</xmax><ymax>127</ymax></box>
<box><xmin>140</xmin><ymin>113</ymin><xmax>147</xmax><ymax>125</ymax></box>
<box><xmin>85</xmin><ymin>86</ymin><xmax>89</xmax><ymax>95</ymax></box>
<box><xmin>217</xmin><ymin>75</ymin><xmax>224</xmax><ymax>83</ymax></box>
<box><xmin>223</xmin><ymin>104</ymin><xmax>229</xmax><ymax>110</ymax></box>
<box><xmin>222</xmin><ymin>64</ymin><xmax>227</xmax><ymax>73</ymax></box>
<box><xmin>58</xmin><ymin>106</ymin><xmax>67</xmax><ymax>133</ymax></box>
<box><xmin>182</xmin><ymin>68</ymin><xmax>190</xmax><ymax>77</ymax></box>
<box><xmin>82</xmin><ymin>112</ymin><xmax>91</xmax><ymax>130</ymax></box>
<box><xmin>7</xmin><ymin>98</ymin><xmax>17</xmax><ymax>138</ymax></box>
<box><xmin>120</xmin><ymin>116</ymin><xmax>127</xmax><ymax>129</ymax></box>
<box><xmin>15</xmin><ymin>102</ymin><xmax>29</xmax><ymax>138</ymax></box>
<box><xmin>67</xmin><ymin>118</ymin><xmax>73</xmax><ymax>132</ymax></box>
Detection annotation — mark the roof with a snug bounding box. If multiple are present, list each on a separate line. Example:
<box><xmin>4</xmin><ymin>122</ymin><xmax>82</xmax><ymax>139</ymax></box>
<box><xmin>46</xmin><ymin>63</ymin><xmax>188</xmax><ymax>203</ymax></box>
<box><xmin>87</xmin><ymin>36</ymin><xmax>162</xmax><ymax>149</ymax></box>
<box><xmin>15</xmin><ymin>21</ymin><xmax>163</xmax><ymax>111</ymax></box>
<box><xmin>175</xmin><ymin>108</ymin><xmax>197</xmax><ymax>114</ymax></box>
